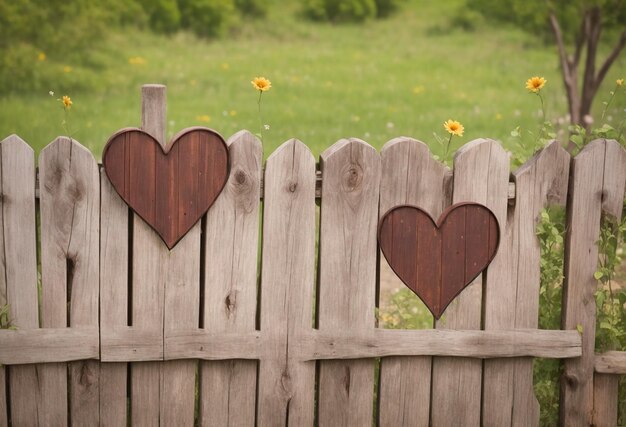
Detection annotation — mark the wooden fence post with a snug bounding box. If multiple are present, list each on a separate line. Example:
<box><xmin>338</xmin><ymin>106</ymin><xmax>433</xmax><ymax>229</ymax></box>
<box><xmin>431</xmin><ymin>139</ymin><xmax>509</xmax><ymax>426</ymax></box>
<box><xmin>0</xmin><ymin>136</ymin><xmax>38</xmax><ymax>426</ymax></box>
<box><xmin>482</xmin><ymin>141</ymin><xmax>570</xmax><ymax>426</ymax></box>
<box><xmin>561</xmin><ymin>139</ymin><xmax>626</xmax><ymax>426</ymax></box>
<box><xmin>257</xmin><ymin>139</ymin><xmax>317</xmax><ymax>426</ymax></box>
<box><xmin>317</xmin><ymin>138</ymin><xmax>381</xmax><ymax>426</ymax></box>
<box><xmin>199</xmin><ymin>130</ymin><xmax>262</xmax><ymax>426</ymax></box>
<box><xmin>377</xmin><ymin>137</ymin><xmax>450</xmax><ymax>426</ymax></box>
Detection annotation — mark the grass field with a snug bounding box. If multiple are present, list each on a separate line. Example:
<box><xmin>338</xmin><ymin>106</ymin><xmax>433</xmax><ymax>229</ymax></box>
<box><xmin>1</xmin><ymin>0</ymin><xmax>624</xmax><ymax>161</ymax></box>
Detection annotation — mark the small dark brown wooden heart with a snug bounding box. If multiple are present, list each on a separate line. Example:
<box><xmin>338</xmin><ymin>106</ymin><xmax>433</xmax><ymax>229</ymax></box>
<box><xmin>378</xmin><ymin>202</ymin><xmax>500</xmax><ymax>320</ymax></box>
<box><xmin>103</xmin><ymin>127</ymin><xmax>229</xmax><ymax>249</ymax></box>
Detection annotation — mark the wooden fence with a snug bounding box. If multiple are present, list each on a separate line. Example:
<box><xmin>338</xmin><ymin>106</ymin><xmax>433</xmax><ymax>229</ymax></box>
<box><xmin>0</xmin><ymin>84</ymin><xmax>624</xmax><ymax>426</ymax></box>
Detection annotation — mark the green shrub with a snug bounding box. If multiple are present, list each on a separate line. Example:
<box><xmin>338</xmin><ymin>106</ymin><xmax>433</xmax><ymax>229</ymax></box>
<box><xmin>302</xmin><ymin>0</ymin><xmax>377</xmax><ymax>22</ymax></box>
<box><xmin>179</xmin><ymin>0</ymin><xmax>238</xmax><ymax>37</ymax></box>
<box><xmin>139</xmin><ymin>0</ymin><xmax>181</xmax><ymax>33</ymax></box>
<box><xmin>234</xmin><ymin>0</ymin><xmax>269</xmax><ymax>17</ymax></box>
<box><xmin>373</xmin><ymin>0</ymin><xmax>404</xmax><ymax>18</ymax></box>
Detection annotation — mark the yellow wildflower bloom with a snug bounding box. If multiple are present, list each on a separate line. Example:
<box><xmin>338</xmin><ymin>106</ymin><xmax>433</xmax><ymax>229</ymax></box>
<box><xmin>617</xmin><ymin>79</ymin><xmax>624</xmax><ymax>86</ymax></box>
<box><xmin>526</xmin><ymin>76</ymin><xmax>546</xmax><ymax>93</ymax></box>
<box><xmin>38</xmin><ymin>52</ymin><xmax>46</xmax><ymax>62</ymax></box>
<box><xmin>251</xmin><ymin>77</ymin><xmax>272</xmax><ymax>92</ymax></box>
<box><xmin>128</xmin><ymin>56</ymin><xmax>146</xmax><ymax>65</ymax></box>
<box><xmin>444</xmin><ymin>119</ymin><xmax>464</xmax><ymax>137</ymax></box>
<box><xmin>196</xmin><ymin>115</ymin><xmax>211</xmax><ymax>123</ymax></box>
<box><xmin>62</xmin><ymin>96</ymin><xmax>72</xmax><ymax>109</ymax></box>
<box><xmin>63</xmin><ymin>66</ymin><xmax>72</xmax><ymax>73</ymax></box>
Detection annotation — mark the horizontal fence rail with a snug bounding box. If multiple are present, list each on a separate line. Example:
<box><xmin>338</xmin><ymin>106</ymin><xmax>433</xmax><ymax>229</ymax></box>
<box><xmin>1</xmin><ymin>85</ymin><xmax>625</xmax><ymax>427</ymax></box>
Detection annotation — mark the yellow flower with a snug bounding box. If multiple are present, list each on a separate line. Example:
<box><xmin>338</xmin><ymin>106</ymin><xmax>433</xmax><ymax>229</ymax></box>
<box><xmin>38</xmin><ymin>52</ymin><xmax>46</xmax><ymax>62</ymax></box>
<box><xmin>617</xmin><ymin>79</ymin><xmax>624</xmax><ymax>86</ymax></box>
<box><xmin>413</xmin><ymin>85</ymin><xmax>425</xmax><ymax>95</ymax></box>
<box><xmin>196</xmin><ymin>115</ymin><xmax>211</xmax><ymax>123</ymax></box>
<box><xmin>63</xmin><ymin>66</ymin><xmax>72</xmax><ymax>73</ymax></box>
<box><xmin>62</xmin><ymin>95</ymin><xmax>72</xmax><ymax>109</ymax></box>
<box><xmin>444</xmin><ymin>119</ymin><xmax>464</xmax><ymax>137</ymax></box>
<box><xmin>526</xmin><ymin>76</ymin><xmax>546</xmax><ymax>93</ymax></box>
<box><xmin>251</xmin><ymin>77</ymin><xmax>272</xmax><ymax>92</ymax></box>
<box><xmin>128</xmin><ymin>56</ymin><xmax>146</xmax><ymax>65</ymax></box>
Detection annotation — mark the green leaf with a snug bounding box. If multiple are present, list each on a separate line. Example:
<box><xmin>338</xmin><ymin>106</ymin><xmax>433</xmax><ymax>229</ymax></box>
<box><xmin>576</xmin><ymin>324</ymin><xmax>583</xmax><ymax>334</ymax></box>
<box><xmin>594</xmin><ymin>271</ymin><xmax>604</xmax><ymax>280</ymax></box>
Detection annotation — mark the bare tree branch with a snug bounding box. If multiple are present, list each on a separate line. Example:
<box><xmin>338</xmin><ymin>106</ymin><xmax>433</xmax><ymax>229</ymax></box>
<box><xmin>595</xmin><ymin>29</ymin><xmax>626</xmax><ymax>87</ymax></box>
<box><xmin>573</xmin><ymin>13</ymin><xmax>587</xmax><ymax>66</ymax></box>
<box><xmin>548</xmin><ymin>13</ymin><xmax>572</xmax><ymax>84</ymax></box>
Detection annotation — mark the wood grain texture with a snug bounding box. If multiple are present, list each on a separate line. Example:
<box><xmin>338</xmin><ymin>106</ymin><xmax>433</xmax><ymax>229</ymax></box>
<box><xmin>0</xmin><ymin>328</ymin><xmax>98</xmax><ymax>364</ymax></box>
<box><xmin>100</xmin><ymin>170</ymin><xmax>130</xmax><ymax>425</ymax></box>
<box><xmin>39</xmin><ymin>135</ymin><xmax>101</xmax><ymax>426</ymax></box>
<box><xmin>294</xmin><ymin>329</ymin><xmax>581</xmax><ymax>360</ymax></box>
<box><xmin>378</xmin><ymin>137</ymin><xmax>449</xmax><ymax>427</ymax></box>
<box><xmin>379</xmin><ymin>203</ymin><xmax>499</xmax><ymax>320</ymax></box>
<box><xmin>199</xmin><ymin>130</ymin><xmax>261</xmax><ymax>427</ymax></box>
<box><xmin>592</xmin><ymin>373</ymin><xmax>618</xmax><ymax>427</ymax></box>
<box><xmin>103</xmin><ymin>126</ymin><xmax>229</xmax><ymax>249</ymax></box>
<box><xmin>0</xmin><ymin>135</ymin><xmax>39</xmax><ymax>426</ymax></box>
<box><xmin>482</xmin><ymin>140</ymin><xmax>570</xmax><ymax>426</ymax></box>
<box><xmin>257</xmin><ymin>139</ymin><xmax>317</xmax><ymax>426</ymax></box>
<box><xmin>0</xmin><ymin>137</ymin><xmax>6</xmax><ymax>427</ymax></box>
<box><xmin>318</xmin><ymin>138</ymin><xmax>381</xmax><ymax>427</ymax></box>
<box><xmin>431</xmin><ymin>139</ymin><xmax>509</xmax><ymax>427</ymax></box>
<box><xmin>131</xmin><ymin>84</ymin><xmax>169</xmax><ymax>426</ymax></box>
<box><xmin>594</xmin><ymin>351</ymin><xmax>626</xmax><ymax>374</ymax></box>
<box><xmin>561</xmin><ymin>139</ymin><xmax>626</xmax><ymax>427</ymax></box>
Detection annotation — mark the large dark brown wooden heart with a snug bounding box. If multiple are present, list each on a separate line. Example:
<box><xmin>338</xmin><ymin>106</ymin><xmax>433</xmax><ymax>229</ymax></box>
<box><xmin>103</xmin><ymin>127</ymin><xmax>229</xmax><ymax>249</ymax></box>
<box><xmin>378</xmin><ymin>202</ymin><xmax>500</xmax><ymax>320</ymax></box>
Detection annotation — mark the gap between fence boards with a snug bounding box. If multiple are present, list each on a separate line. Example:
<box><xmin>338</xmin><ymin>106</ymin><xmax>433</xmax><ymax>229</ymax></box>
<box><xmin>32</xmin><ymin>166</ymin><xmax>518</xmax><ymax>200</ymax></box>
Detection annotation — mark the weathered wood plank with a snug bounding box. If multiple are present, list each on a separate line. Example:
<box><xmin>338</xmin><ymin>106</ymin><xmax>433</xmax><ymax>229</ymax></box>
<box><xmin>199</xmin><ymin>130</ymin><xmax>261</xmax><ymax>427</ymax></box>
<box><xmin>378</xmin><ymin>137</ymin><xmax>449</xmax><ymax>427</ymax></box>
<box><xmin>40</xmin><ymin>135</ymin><xmax>101</xmax><ymax>425</ymax></box>
<box><xmin>160</xmin><ymin>227</ymin><xmax>200</xmax><ymax>426</ymax></box>
<box><xmin>483</xmin><ymin>141</ymin><xmax>569</xmax><ymax>426</ymax></box>
<box><xmin>295</xmin><ymin>329</ymin><xmax>581</xmax><ymax>360</ymax></box>
<box><xmin>592</xmin><ymin>373</ymin><xmax>619</xmax><ymax>427</ymax></box>
<box><xmin>100</xmin><ymin>171</ymin><xmax>130</xmax><ymax>426</ymax></box>
<box><xmin>0</xmin><ymin>136</ymin><xmax>6</xmax><ymax>427</ymax></box>
<box><xmin>431</xmin><ymin>138</ymin><xmax>509</xmax><ymax>426</ymax></box>
<box><xmin>561</xmin><ymin>139</ymin><xmax>626</xmax><ymax>426</ymax></box>
<box><xmin>131</xmin><ymin>84</ymin><xmax>168</xmax><ymax>426</ymax></box>
<box><xmin>0</xmin><ymin>135</ymin><xmax>39</xmax><ymax>426</ymax></box>
<box><xmin>595</xmin><ymin>351</ymin><xmax>626</xmax><ymax>374</ymax></box>
<box><xmin>256</xmin><ymin>139</ymin><xmax>317</xmax><ymax>426</ymax></box>
<box><xmin>0</xmin><ymin>328</ymin><xmax>99</xmax><ymax>364</ymax></box>
<box><xmin>318</xmin><ymin>138</ymin><xmax>381</xmax><ymax>426</ymax></box>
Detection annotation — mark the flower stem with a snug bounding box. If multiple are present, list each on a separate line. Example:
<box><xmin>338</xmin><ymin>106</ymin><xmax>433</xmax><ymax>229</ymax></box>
<box><xmin>601</xmin><ymin>85</ymin><xmax>617</xmax><ymax>122</ymax></box>
<box><xmin>257</xmin><ymin>91</ymin><xmax>264</xmax><ymax>143</ymax></box>
<box><xmin>444</xmin><ymin>134</ymin><xmax>452</xmax><ymax>161</ymax></box>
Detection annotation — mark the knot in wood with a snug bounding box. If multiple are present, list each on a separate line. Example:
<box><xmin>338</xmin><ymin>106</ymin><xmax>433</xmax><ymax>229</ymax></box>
<box><xmin>225</xmin><ymin>291</ymin><xmax>238</xmax><ymax>315</ymax></box>
<box><xmin>234</xmin><ymin>169</ymin><xmax>247</xmax><ymax>185</ymax></box>
<box><xmin>287</xmin><ymin>180</ymin><xmax>298</xmax><ymax>193</ymax></box>
<box><xmin>341</xmin><ymin>163</ymin><xmax>363</xmax><ymax>192</ymax></box>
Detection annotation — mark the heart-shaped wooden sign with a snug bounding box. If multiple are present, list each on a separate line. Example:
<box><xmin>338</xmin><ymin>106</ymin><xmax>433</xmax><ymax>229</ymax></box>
<box><xmin>103</xmin><ymin>127</ymin><xmax>229</xmax><ymax>249</ymax></box>
<box><xmin>378</xmin><ymin>202</ymin><xmax>500</xmax><ymax>319</ymax></box>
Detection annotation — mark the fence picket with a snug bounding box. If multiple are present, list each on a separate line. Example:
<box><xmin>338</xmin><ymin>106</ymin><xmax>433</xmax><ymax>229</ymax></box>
<box><xmin>592</xmin><ymin>373</ymin><xmax>619</xmax><ymax>426</ymax></box>
<box><xmin>482</xmin><ymin>141</ymin><xmax>570</xmax><ymax>426</ymax></box>
<box><xmin>431</xmin><ymin>139</ymin><xmax>509</xmax><ymax>426</ymax></box>
<box><xmin>561</xmin><ymin>139</ymin><xmax>626</xmax><ymax>426</ymax></box>
<box><xmin>199</xmin><ymin>130</ymin><xmax>262</xmax><ymax>426</ymax></box>
<box><xmin>100</xmin><ymin>173</ymin><xmax>129</xmax><ymax>426</ymax></box>
<box><xmin>378</xmin><ymin>137</ymin><xmax>450</xmax><ymax>426</ymax></box>
<box><xmin>0</xmin><ymin>135</ymin><xmax>39</xmax><ymax>426</ymax></box>
<box><xmin>318</xmin><ymin>138</ymin><xmax>381</xmax><ymax>426</ymax></box>
<box><xmin>257</xmin><ymin>139</ymin><xmax>317</xmax><ymax>426</ymax></box>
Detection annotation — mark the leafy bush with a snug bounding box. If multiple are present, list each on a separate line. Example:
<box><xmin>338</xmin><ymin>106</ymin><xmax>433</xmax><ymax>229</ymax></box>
<box><xmin>234</xmin><ymin>0</ymin><xmax>269</xmax><ymax>17</ymax></box>
<box><xmin>179</xmin><ymin>0</ymin><xmax>238</xmax><ymax>37</ymax></box>
<box><xmin>139</xmin><ymin>0</ymin><xmax>181</xmax><ymax>33</ymax></box>
<box><xmin>302</xmin><ymin>0</ymin><xmax>378</xmax><ymax>22</ymax></box>
<box><xmin>373</xmin><ymin>0</ymin><xmax>405</xmax><ymax>18</ymax></box>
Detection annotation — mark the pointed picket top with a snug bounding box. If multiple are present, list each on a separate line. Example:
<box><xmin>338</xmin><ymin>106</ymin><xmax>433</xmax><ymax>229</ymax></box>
<box><xmin>39</xmin><ymin>136</ymin><xmax>98</xmax><ymax>169</ymax></box>
<box><xmin>267</xmin><ymin>138</ymin><xmax>314</xmax><ymax>165</ymax></box>
<box><xmin>1</xmin><ymin>134</ymin><xmax>35</xmax><ymax>156</ymax></box>
<box><xmin>380</xmin><ymin>136</ymin><xmax>451</xmax><ymax>215</ymax></box>
<box><xmin>514</xmin><ymin>140</ymin><xmax>570</xmax><ymax>207</ymax></box>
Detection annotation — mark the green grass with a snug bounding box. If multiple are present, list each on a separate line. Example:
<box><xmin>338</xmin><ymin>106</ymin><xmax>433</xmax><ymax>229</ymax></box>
<box><xmin>2</xmin><ymin>0</ymin><xmax>624</xmax><ymax>161</ymax></box>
